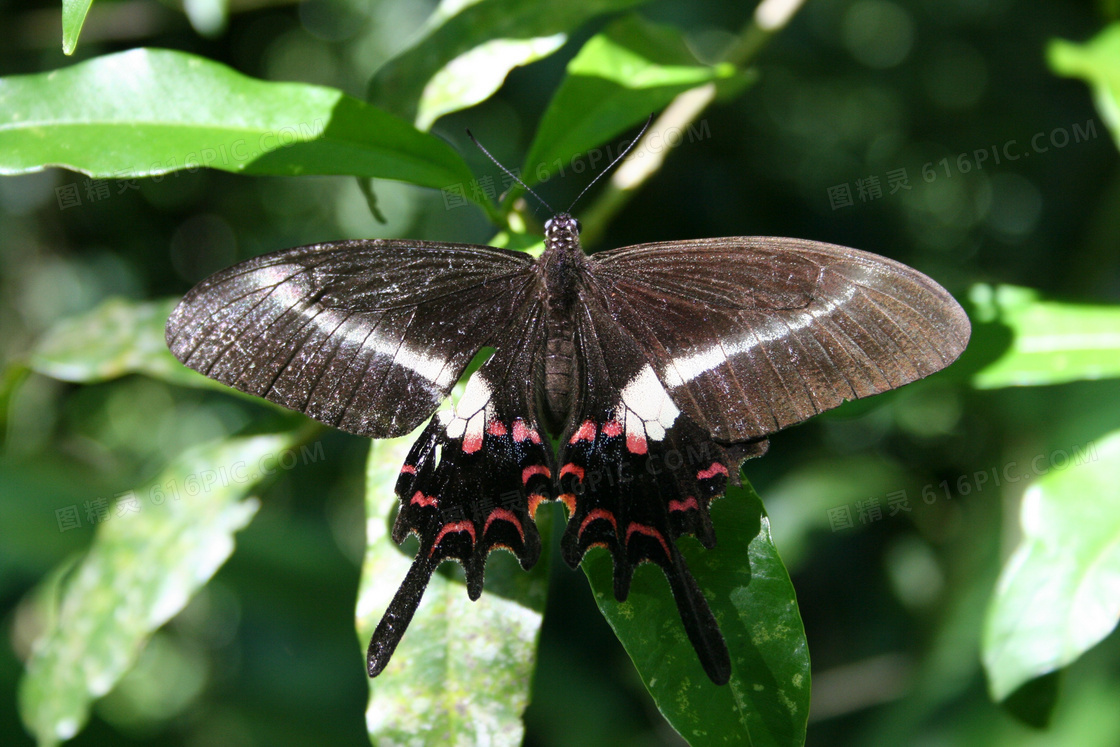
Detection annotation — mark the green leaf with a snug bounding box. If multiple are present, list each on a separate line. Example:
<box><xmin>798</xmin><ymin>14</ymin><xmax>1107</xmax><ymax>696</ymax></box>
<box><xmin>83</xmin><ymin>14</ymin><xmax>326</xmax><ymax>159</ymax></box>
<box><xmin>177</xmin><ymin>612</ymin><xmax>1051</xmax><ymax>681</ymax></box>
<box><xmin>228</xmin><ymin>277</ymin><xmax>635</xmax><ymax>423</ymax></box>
<box><xmin>1049</xmin><ymin>24</ymin><xmax>1120</xmax><ymax>150</ymax></box>
<box><xmin>969</xmin><ymin>285</ymin><xmax>1120</xmax><ymax>388</ymax></box>
<box><xmin>368</xmin><ymin>0</ymin><xmax>648</xmax><ymax>125</ymax></box>
<box><xmin>1000</xmin><ymin>671</ymin><xmax>1060</xmax><ymax>729</ymax></box>
<box><xmin>0</xmin><ymin>48</ymin><xmax>481</xmax><ymax>207</ymax></box>
<box><xmin>415</xmin><ymin>34</ymin><xmax>568</xmax><ymax>131</ymax></box>
<box><xmin>519</xmin><ymin>14</ymin><xmax>749</xmax><ymax>189</ymax></box>
<box><xmin>29</xmin><ymin>297</ymin><xmax>209</xmax><ymax>388</ymax></box>
<box><xmin>584</xmin><ymin>483</ymin><xmax>810</xmax><ymax>746</ymax></box>
<box><xmin>982</xmin><ymin>431</ymin><xmax>1120</xmax><ymax>702</ymax></box>
<box><xmin>19</xmin><ymin>431</ymin><xmax>303</xmax><ymax>746</ymax></box>
<box><xmin>61</xmin><ymin>0</ymin><xmax>95</xmax><ymax>55</ymax></box>
<box><xmin>357</xmin><ymin>436</ymin><xmax>551</xmax><ymax>746</ymax></box>
<box><xmin>0</xmin><ymin>360</ymin><xmax>31</xmax><ymax>435</ymax></box>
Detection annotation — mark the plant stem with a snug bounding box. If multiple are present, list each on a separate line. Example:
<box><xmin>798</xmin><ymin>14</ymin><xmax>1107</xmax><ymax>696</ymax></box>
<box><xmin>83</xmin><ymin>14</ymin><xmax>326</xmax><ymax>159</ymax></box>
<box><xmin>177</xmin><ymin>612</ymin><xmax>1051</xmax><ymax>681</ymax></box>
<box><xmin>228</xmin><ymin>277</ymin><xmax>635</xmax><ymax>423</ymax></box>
<box><xmin>579</xmin><ymin>0</ymin><xmax>808</xmax><ymax>247</ymax></box>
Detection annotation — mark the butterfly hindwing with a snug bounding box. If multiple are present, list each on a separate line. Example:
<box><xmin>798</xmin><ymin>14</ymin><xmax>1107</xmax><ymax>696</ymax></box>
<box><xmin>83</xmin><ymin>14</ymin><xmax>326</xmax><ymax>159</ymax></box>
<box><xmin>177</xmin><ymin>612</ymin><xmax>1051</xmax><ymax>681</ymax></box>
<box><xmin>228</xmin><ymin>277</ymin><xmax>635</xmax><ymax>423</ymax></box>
<box><xmin>588</xmin><ymin>237</ymin><xmax>971</xmax><ymax>442</ymax></box>
<box><xmin>166</xmin><ymin>240</ymin><xmax>535</xmax><ymax>438</ymax></box>
<box><xmin>556</xmin><ymin>295</ymin><xmax>766</xmax><ymax>685</ymax></box>
<box><xmin>366</xmin><ymin>300</ymin><xmax>553</xmax><ymax>676</ymax></box>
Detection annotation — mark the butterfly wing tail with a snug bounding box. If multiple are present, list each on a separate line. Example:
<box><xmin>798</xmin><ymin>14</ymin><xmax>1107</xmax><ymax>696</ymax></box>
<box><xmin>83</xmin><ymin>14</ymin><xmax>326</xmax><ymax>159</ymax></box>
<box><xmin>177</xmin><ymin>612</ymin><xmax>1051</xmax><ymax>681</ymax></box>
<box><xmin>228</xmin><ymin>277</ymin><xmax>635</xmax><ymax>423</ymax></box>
<box><xmin>664</xmin><ymin>546</ymin><xmax>732</xmax><ymax>685</ymax></box>
<box><xmin>367</xmin><ymin>553</ymin><xmax>437</xmax><ymax>677</ymax></box>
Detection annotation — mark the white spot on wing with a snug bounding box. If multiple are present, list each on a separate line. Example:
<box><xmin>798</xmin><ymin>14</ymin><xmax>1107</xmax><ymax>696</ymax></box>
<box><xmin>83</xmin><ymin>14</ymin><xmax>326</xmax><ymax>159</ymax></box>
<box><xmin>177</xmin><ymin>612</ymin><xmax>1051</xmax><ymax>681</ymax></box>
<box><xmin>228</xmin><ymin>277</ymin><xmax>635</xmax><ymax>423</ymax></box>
<box><xmin>619</xmin><ymin>364</ymin><xmax>679</xmax><ymax>441</ymax></box>
<box><xmin>445</xmin><ymin>416</ymin><xmax>466</xmax><ymax>439</ymax></box>
<box><xmin>444</xmin><ymin>372</ymin><xmax>494</xmax><ymax>441</ymax></box>
<box><xmin>463</xmin><ymin>410</ymin><xmax>485</xmax><ymax>445</ymax></box>
<box><xmin>455</xmin><ymin>375</ymin><xmax>492</xmax><ymax>419</ymax></box>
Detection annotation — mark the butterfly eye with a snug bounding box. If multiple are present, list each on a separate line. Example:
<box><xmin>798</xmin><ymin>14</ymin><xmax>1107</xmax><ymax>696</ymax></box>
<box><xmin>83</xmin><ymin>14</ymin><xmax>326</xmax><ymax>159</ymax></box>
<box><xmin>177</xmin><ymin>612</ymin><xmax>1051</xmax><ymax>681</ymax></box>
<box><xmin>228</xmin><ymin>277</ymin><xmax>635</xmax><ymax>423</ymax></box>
<box><xmin>574</xmin><ymin>219</ymin><xmax>582</xmax><ymax>233</ymax></box>
<box><xmin>544</xmin><ymin>218</ymin><xmax>554</xmax><ymax>231</ymax></box>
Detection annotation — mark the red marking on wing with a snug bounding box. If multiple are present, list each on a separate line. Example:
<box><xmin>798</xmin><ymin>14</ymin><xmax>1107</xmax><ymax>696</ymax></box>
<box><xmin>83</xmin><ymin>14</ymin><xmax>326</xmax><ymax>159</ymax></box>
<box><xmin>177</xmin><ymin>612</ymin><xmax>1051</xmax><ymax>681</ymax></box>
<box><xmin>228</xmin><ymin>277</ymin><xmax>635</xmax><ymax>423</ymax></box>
<box><xmin>487</xmin><ymin>420</ymin><xmax>508</xmax><ymax>437</ymax></box>
<box><xmin>669</xmin><ymin>496</ymin><xmax>699</xmax><ymax>513</ymax></box>
<box><xmin>522</xmin><ymin>464</ymin><xmax>551</xmax><ymax>483</ymax></box>
<box><xmin>462</xmin><ymin>431</ymin><xmax>483</xmax><ymax>454</ymax></box>
<box><xmin>602</xmin><ymin>420</ymin><xmax>623</xmax><ymax>437</ymax></box>
<box><xmin>399</xmin><ymin>464</ymin><xmax>417</xmax><ymax>475</ymax></box>
<box><xmin>560</xmin><ymin>463</ymin><xmax>585</xmax><ymax>481</ymax></box>
<box><xmin>626</xmin><ymin>431</ymin><xmax>648</xmax><ymax>455</ymax></box>
<box><xmin>570</xmin><ymin>420</ymin><xmax>596</xmax><ymax>443</ymax></box>
<box><xmin>579</xmin><ymin>508</ymin><xmax>618</xmax><ymax>536</ymax></box>
<box><xmin>484</xmin><ymin>508</ymin><xmax>525</xmax><ymax>542</ymax></box>
<box><xmin>513</xmin><ymin>419</ymin><xmax>542</xmax><ymax>444</ymax></box>
<box><xmin>626</xmin><ymin>522</ymin><xmax>671</xmax><ymax>559</ymax></box>
<box><xmin>527</xmin><ymin>493</ymin><xmax>547</xmax><ymax>520</ymax></box>
<box><xmin>430</xmin><ymin>520</ymin><xmax>476</xmax><ymax>555</ymax></box>
<box><xmin>558</xmin><ymin>493</ymin><xmax>577</xmax><ymax>517</ymax></box>
<box><xmin>697</xmin><ymin>463</ymin><xmax>729</xmax><ymax>480</ymax></box>
<box><xmin>410</xmin><ymin>491</ymin><xmax>438</xmax><ymax>508</ymax></box>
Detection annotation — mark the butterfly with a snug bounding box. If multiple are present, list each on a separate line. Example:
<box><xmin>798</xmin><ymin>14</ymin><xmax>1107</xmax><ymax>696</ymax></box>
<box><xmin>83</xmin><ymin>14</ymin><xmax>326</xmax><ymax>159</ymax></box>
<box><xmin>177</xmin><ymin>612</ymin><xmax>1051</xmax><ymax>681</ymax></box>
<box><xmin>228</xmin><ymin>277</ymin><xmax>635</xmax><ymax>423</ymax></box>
<box><xmin>166</xmin><ymin>167</ymin><xmax>969</xmax><ymax>686</ymax></box>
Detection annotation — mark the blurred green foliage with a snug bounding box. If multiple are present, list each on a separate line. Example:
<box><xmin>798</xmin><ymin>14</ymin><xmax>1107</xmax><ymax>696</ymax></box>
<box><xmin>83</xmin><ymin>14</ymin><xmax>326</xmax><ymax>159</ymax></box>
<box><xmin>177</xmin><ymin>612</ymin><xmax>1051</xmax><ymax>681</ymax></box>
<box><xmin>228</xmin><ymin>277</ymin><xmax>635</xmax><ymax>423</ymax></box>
<box><xmin>2</xmin><ymin>0</ymin><xmax>1120</xmax><ymax>746</ymax></box>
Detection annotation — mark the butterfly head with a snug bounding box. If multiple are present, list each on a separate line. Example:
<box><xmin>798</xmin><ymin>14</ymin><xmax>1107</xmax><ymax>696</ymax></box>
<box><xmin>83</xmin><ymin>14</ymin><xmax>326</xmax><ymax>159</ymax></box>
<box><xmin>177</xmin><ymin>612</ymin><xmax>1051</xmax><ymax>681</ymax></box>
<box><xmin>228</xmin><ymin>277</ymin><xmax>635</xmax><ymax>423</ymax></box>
<box><xmin>544</xmin><ymin>213</ymin><xmax>582</xmax><ymax>254</ymax></box>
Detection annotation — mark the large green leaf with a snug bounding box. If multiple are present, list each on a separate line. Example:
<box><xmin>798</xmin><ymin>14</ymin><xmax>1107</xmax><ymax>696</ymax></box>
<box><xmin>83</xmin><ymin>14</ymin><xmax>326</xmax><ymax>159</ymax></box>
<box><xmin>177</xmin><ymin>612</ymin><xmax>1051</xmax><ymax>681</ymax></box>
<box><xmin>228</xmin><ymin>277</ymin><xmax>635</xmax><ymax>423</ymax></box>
<box><xmin>982</xmin><ymin>430</ymin><xmax>1120</xmax><ymax>701</ymax></box>
<box><xmin>368</xmin><ymin>0</ymin><xmax>647</xmax><ymax>125</ymax></box>
<box><xmin>0</xmin><ymin>48</ymin><xmax>480</xmax><ymax>205</ymax></box>
<box><xmin>61</xmin><ymin>0</ymin><xmax>95</xmax><ymax>55</ymax></box>
<box><xmin>19</xmin><ymin>431</ymin><xmax>304</xmax><ymax>746</ymax></box>
<box><xmin>519</xmin><ymin>14</ymin><xmax>749</xmax><ymax>190</ymax></box>
<box><xmin>415</xmin><ymin>34</ymin><xmax>568</xmax><ymax>131</ymax></box>
<box><xmin>970</xmin><ymin>285</ymin><xmax>1120</xmax><ymax>388</ymax></box>
<box><xmin>1049</xmin><ymin>24</ymin><xmax>1120</xmax><ymax>150</ymax></box>
<box><xmin>29</xmin><ymin>297</ymin><xmax>209</xmax><ymax>388</ymax></box>
<box><xmin>584</xmin><ymin>483</ymin><xmax>810</xmax><ymax>746</ymax></box>
<box><xmin>357</xmin><ymin>435</ymin><xmax>551</xmax><ymax>746</ymax></box>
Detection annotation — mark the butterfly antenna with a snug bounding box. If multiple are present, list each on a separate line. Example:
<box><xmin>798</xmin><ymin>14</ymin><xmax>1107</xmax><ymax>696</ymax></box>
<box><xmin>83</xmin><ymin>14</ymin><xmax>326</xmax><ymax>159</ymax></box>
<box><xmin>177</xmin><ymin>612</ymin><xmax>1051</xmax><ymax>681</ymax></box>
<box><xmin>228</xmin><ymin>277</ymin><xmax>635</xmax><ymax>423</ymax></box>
<box><xmin>566</xmin><ymin>113</ymin><xmax>654</xmax><ymax>213</ymax></box>
<box><xmin>465</xmin><ymin>129</ymin><xmax>554</xmax><ymax>214</ymax></box>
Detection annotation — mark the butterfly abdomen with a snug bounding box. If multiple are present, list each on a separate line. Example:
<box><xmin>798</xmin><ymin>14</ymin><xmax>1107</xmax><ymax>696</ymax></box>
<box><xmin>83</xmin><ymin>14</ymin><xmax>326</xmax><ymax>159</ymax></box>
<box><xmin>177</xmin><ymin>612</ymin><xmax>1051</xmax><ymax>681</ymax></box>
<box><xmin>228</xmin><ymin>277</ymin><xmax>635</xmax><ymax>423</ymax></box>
<box><xmin>538</xmin><ymin>213</ymin><xmax>589</xmax><ymax>434</ymax></box>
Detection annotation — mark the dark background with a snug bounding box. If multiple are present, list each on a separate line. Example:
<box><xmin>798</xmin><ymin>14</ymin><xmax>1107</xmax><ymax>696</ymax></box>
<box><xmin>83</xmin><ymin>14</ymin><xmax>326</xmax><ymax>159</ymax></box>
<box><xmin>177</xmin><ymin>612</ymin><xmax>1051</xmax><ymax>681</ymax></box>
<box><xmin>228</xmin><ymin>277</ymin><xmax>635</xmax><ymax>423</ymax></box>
<box><xmin>2</xmin><ymin>0</ymin><xmax>1119</xmax><ymax>744</ymax></box>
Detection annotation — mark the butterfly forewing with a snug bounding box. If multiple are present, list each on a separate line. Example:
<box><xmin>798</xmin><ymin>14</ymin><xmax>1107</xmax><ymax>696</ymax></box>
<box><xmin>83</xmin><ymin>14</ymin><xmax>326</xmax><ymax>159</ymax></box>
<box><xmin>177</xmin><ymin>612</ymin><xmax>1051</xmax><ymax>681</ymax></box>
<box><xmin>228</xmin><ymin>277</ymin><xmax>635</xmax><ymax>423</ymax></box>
<box><xmin>166</xmin><ymin>240</ymin><xmax>535</xmax><ymax>438</ymax></box>
<box><xmin>586</xmin><ymin>237</ymin><xmax>971</xmax><ymax>442</ymax></box>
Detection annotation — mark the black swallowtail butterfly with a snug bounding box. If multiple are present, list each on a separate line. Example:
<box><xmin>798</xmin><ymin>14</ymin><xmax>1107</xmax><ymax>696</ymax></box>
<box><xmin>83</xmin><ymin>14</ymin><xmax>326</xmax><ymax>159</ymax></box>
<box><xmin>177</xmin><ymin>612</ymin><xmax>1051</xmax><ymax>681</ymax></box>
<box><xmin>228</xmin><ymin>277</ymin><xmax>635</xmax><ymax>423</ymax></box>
<box><xmin>166</xmin><ymin>155</ymin><xmax>969</xmax><ymax>685</ymax></box>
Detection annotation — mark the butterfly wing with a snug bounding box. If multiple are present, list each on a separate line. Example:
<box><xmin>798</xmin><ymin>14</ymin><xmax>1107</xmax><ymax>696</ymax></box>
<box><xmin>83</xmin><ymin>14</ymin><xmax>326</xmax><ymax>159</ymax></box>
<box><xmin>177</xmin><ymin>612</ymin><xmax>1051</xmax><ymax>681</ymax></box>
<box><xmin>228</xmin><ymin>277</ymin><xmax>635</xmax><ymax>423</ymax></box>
<box><xmin>367</xmin><ymin>294</ymin><xmax>553</xmax><ymax>675</ymax></box>
<box><xmin>555</xmin><ymin>290</ymin><xmax>766</xmax><ymax>685</ymax></box>
<box><xmin>166</xmin><ymin>240</ymin><xmax>536</xmax><ymax>438</ymax></box>
<box><xmin>586</xmin><ymin>237</ymin><xmax>971</xmax><ymax>442</ymax></box>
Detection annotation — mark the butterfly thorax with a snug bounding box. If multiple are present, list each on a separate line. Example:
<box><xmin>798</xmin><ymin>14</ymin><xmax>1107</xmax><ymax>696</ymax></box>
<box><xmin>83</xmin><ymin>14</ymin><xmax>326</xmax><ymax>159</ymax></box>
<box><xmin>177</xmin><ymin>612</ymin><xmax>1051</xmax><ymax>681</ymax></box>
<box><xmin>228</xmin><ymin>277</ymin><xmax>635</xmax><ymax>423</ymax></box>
<box><xmin>537</xmin><ymin>213</ymin><xmax>587</xmax><ymax>434</ymax></box>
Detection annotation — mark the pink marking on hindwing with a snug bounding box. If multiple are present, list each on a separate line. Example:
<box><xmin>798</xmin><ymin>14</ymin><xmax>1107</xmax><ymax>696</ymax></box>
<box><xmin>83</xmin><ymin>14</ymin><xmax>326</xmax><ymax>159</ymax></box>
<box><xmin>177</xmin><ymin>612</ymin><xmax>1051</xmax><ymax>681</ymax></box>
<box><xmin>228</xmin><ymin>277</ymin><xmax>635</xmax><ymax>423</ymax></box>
<box><xmin>462</xmin><ymin>433</ymin><xmax>483</xmax><ymax>454</ymax></box>
<box><xmin>579</xmin><ymin>508</ymin><xmax>618</xmax><ymax>536</ymax></box>
<box><xmin>527</xmin><ymin>493</ymin><xmax>547</xmax><ymax>520</ymax></box>
<box><xmin>410</xmin><ymin>491</ymin><xmax>438</xmax><ymax>508</ymax></box>
<box><xmin>484</xmin><ymin>508</ymin><xmax>525</xmax><ymax>542</ymax></box>
<box><xmin>487</xmin><ymin>420</ymin><xmax>508</xmax><ymax>437</ymax></box>
<box><xmin>400</xmin><ymin>464</ymin><xmax>417</xmax><ymax>475</ymax></box>
<box><xmin>697</xmin><ymin>463</ymin><xmax>729</xmax><ymax>480</ymax></box>
<box><xmin>522</xmin><ymin>464</ymin><xmax>551</xmax><ymax>483</ymax></box>
<box><xmin>626</xmin><ymin>431</ymin><xmax>648</xmax><ymax>455</ymax></box>
<box><xmin>625</xmin><ymin>522</ymin><xmax>671</xmax><ymax>559</ymax></box>
<box><xmin>668</xmin><ymin>496</ymin><xmax>699</xmax><ymax>513</ymax></box>
<box><xmin>430</xmin><ymin>521</ymin><xmax>476</xmax><ymax>555</ymax></box>
<box><xmin>513</xmin><ymin>419</ymin><xmax>542</xmax><ymax>444</ymax></box>
<box><xmin>560</xmin><ymin>463</ymin><xmax>584</xmax><ymax>481</ymax></box>
<box><xmin>570</xmin><ymin>420</ymin><xmax>596</xmax><ymax>443</ymax></box>
<box><xmin>602</xmin><ymin>420</ymin><xmax>623</xmax><ymax>438</ymax></box>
